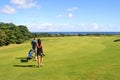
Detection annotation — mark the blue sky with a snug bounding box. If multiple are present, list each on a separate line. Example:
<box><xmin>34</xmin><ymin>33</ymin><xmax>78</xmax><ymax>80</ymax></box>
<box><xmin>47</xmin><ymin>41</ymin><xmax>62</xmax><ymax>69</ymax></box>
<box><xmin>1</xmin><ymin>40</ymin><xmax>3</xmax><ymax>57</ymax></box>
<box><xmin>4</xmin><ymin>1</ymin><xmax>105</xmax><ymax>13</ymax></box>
<box><xmin>0</xmin><ymin>0</ymin><xmax>120</xmax><ymax>32</ymax></box>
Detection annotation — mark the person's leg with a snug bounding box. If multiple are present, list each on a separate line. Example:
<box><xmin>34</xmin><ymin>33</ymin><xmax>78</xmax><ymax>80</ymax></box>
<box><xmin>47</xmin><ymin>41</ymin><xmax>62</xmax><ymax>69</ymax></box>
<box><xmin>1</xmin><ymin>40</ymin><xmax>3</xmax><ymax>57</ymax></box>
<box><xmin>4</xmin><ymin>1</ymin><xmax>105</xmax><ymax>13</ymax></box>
<box><xmin>40</xmin><ymin>56</ymin><xmax>43</xmax><ymax>67</ymax></box>
<box><xmin>35</xmin><ymin>54</ymin><xmax>37</xmax><ymax>60</ymax></box>
<box><xmin>37</xmin><ymin>56</ymin><xmax>40</xmax><ymax>67</ymax></box>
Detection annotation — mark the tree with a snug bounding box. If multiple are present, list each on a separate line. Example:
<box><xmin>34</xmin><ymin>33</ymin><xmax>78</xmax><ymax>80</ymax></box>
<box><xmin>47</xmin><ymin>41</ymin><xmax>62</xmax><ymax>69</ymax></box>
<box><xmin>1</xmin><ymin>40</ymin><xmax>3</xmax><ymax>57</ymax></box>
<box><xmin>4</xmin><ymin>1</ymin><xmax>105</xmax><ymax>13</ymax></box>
<box><xmin>18</xmin><ymin>25</ymin><xmax>32</xmax><ymax>39</ymax></box>
<box><xmin>0</xmin><ymin>22</ymin><xmax>32</xmax><ymax>46</ymax></box>
<box><xmin>0</xmin><ymin>30</ymin><xmax>6</xmax><ymax>46</ymax></box>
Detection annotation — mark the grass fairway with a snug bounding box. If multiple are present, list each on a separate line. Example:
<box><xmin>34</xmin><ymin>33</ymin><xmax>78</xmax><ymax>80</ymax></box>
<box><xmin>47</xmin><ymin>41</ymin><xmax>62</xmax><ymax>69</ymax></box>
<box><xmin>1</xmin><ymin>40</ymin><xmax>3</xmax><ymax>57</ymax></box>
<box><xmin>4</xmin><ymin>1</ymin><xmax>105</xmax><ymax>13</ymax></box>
<box><xmin>0</xmin><ymin>36</ymin><xmax>120</xmax><ymax>80</ymax></box>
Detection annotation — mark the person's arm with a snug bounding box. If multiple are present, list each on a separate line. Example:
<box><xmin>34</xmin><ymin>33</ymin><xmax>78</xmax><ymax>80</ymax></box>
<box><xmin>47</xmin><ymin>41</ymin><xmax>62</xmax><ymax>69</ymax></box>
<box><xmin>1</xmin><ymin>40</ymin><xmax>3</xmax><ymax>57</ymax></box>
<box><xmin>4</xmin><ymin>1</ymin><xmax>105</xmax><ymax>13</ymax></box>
<box><xmin>42</xmin><ymin>45</ymin><xmax>45</xmax><ymax>56</ymax></box>
<box><xmin>36</xmin><ymin>42</ymin><xmax>38</xmax><ymax>48</ymax></box>
<box><xmin>41</xmin><ymin>44</ymin><xmax>44</xmax><ymax>53</ymax></box>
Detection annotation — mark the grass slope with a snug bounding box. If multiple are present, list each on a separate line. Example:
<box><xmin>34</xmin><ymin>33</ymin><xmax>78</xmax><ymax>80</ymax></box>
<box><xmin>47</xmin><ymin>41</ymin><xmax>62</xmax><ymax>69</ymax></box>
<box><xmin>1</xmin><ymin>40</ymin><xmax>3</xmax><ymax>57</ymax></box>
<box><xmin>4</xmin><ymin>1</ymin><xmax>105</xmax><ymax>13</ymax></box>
<box><xmin>0</xmin><ymin>36</ymin><xmax>120</xmax><ymax>80</ymax></box>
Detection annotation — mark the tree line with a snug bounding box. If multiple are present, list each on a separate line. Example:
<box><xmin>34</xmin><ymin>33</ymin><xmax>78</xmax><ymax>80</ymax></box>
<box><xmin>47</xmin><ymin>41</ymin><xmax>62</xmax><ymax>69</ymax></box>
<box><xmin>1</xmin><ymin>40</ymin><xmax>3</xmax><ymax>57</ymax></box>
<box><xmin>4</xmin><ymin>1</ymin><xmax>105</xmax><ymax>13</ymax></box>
<box><xmin>0</xmin><ymin>22</ymin><xmax>32</xmax><ymax>46</ymax></box>
<box><xmin>31</xmin><ymin>32</ymin><xmax>115</xmax><ymax>38</ymax></box>
<box><xmin>0</xmin><ymin>22</ymin><xmax>118</xmax><ymax>46</ymax></box>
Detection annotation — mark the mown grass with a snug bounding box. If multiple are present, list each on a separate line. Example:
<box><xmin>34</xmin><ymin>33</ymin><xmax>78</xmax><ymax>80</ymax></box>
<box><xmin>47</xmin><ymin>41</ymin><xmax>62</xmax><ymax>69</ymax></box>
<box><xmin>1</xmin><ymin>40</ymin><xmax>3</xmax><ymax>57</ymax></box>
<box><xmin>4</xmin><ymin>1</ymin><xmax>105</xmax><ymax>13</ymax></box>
<box><xmin>0</xmin><ymin>36</ymin><xmax>120</xmax><ymax>80</ymax></box>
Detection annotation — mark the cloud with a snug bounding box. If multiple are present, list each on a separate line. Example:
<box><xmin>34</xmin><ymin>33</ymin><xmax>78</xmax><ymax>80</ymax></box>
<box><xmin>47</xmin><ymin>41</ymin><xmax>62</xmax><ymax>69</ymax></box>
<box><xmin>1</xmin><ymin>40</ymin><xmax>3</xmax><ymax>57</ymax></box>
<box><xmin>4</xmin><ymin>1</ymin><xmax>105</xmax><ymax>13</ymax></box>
<box><xmin>11</xmin><ymin>0</ymin><xmax>25</xmax><ymax>5</ymax></box>
<box><xmin>67</xmin><ymin>7</ymin><xmax>78</xmax><ymax>11</ymax></box>
<box><xmin>1</xmin><ymin>5</ymin><xmax>16</xmax><ymax>14</ymax></box>
<box><xmin>56</xmin><ymin>7</ymin><xmax>77</xmax><ymax>19</ymax></box>
<box><xmin>26</xmin><ymin>23</ymin><xmax>58</xmax><ymax>32</ymax></box>
<box><xmin>68</xmin><ymin>13</ymin><xmax>73</xmax><ymax>18</ymax></box>
<box><xmin>0</xmin><ymin>0</ymin><xmax>40</xmax><ymax>14</ymax></box>
<box><xmin>56</xmin><ymin>13</ymin><xmax>73</xmax><ymax>18</ymax></box>
<box><xmin>23</xmin><ymin>22</ymin><xmax>120</xmax><ymax>32</ymax></box>
<box><xmin>11</xmin><ymin>0</ymin><xmax>39</xmax><ymax>8</ymax></box>
<box><xmin>93</xmin><ymin>23</ymin><xmax>99</xmax><ymax>29</ymax></box>
<box><xmin>26</xmin><ymin>23</ymin><xmax>85</xmax><ymax>32</ymax></box>
<box><xmin>26</xmin><ymin>23</ymin><xmax>71</xmax><ymax>32</ymax></box>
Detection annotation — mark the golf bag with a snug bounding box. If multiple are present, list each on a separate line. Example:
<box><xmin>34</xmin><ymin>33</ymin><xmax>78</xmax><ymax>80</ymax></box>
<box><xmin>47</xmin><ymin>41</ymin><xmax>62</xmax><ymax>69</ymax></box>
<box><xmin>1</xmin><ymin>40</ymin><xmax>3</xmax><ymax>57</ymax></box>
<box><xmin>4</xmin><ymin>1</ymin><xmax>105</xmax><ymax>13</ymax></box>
<box><xmin>27</xmin><ymin>49</ymin><xmax>33</xmax><ymax>60</ymax></box>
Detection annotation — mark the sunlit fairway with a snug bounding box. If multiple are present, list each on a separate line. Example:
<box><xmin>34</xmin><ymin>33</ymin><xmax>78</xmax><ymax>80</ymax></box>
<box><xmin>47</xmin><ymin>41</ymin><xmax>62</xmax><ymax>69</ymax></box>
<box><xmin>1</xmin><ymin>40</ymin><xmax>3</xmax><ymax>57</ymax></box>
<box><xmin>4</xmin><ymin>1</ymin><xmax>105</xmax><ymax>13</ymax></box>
<box><xmin>0</xmin><ymin>36</ymin><xmax>120</xmax><ymax>80</ymax></box>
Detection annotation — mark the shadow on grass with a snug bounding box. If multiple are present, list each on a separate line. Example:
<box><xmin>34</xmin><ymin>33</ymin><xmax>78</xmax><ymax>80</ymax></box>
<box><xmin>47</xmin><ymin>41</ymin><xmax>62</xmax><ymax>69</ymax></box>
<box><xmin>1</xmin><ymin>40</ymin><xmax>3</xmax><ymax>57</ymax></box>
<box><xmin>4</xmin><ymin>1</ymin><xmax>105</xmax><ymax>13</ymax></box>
<box><xmin>14</xmin><ymin>57</ymin><xmax>36</xmax><ymax>68</ymax></box>
<box><xmin>16</xmin><ymin>57</ymin><xmax>29</xmax><ymax>62</ymax></box>
<box><xmin>113</xmin><ymin>39</ymin><xmax>120</xmax><ymax>42</ymax></box>
<box><xmin>16</xmin><ymin>57</ymin><xmax>32</xmax><ymax>62</ymax></box>
<box><xmin>13</xmin><ymin>65</ymin><xmax>36</xmax><ymax>68</ymax></box>
<box><xmin>14</xmin><ymin>57</ymin><xmax>37</xmax><ymax>68</ymax></box>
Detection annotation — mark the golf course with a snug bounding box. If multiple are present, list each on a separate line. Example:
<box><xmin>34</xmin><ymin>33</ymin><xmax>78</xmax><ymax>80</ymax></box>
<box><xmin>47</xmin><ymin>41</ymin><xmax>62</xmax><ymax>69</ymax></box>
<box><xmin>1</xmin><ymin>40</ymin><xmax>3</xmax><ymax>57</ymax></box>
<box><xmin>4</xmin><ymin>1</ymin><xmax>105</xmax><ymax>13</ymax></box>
<box><xmin>0</xmin><ymin>36</ymin><xmax>120</xmax><ymax>80</ymax></box>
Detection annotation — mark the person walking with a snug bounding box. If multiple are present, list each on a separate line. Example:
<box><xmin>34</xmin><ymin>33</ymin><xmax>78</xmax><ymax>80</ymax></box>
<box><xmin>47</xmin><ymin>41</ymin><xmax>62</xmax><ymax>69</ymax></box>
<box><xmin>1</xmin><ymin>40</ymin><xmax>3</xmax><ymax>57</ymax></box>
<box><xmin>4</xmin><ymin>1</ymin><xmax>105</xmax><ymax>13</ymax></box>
<box><xmin>31</xmin><ymin>37</ymin><xmax>37</xmax><ymax>60</ymax></box>
<box><xmin>36</xmin><ymin>39</ymin><xmax>45</xmax><ymax>68</ymax></box>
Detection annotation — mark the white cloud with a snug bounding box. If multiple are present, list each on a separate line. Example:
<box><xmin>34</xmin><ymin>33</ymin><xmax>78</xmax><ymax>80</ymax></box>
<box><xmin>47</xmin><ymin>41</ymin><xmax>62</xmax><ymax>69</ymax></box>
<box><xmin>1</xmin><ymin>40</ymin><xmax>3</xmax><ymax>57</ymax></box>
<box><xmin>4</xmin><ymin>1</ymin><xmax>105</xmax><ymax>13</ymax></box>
<box><xmin>40</xmin><ymin>23</ymin><xmax>53</xmax><ymax>27</ymax></box>
<box><xmin>67</xmin><ymin>7</ymin><xmax>78</xmax><ymax>11</ymax></box>
<box><xmin>78</xmin><ymin>24</ymin><xmax>85</xmax><ymax>27</ymax></box>
<box><xmin>26</xmin><ymin>23</ymin><xmax>86</xmax><ymax>32</ymax></box>
<box><xmin>93</xmin><ymin>23</ymin><xmax>99</xmax><ymax>29</ymax></box>
<box><xmin>68</xmin><ymin>13</ymin><xmax>73</xmax><ymax>18</ymax></box>
<box><xmin>26</xmin><ymin>23</ymin><xmax>58</xmax><ymax>32</ymax></box>
<box><xmin>24</xmin><ymin>22</ymin><xmax>120</xmax><ymax>32</ymax></box>
<box><xmin>56</xmin><ymin>7</ymin><xmax>77</xmax><ymax>19</ymax></box>
<box><xmin>11</xmin><ymin>0</ymin><xmax>39</xmax><ymax>8</ymax></box>
<box><xmin>0</xmin><ymin>0</ymin><xmax>40</xmax><ymax>14</ymax></box>
<box><xmin>1</xmin><ymin>5</ymin><xmax>16</xmax><ymax>14</ymax></box>
<box><xmin>11</xmin><ymin>0</ymin><xmax>25</xmax><ymax>5</ymax></box>
<box><xmin>56</xmin><ymin>13</ymin><xmax>73</xmax><ymax>18</ymax></box>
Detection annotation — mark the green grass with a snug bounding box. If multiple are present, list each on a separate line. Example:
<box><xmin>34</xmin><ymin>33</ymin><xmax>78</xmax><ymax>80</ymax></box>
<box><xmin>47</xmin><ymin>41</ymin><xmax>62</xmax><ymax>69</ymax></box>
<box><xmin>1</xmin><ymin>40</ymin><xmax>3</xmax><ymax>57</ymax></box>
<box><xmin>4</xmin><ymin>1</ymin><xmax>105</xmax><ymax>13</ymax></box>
<box><xmin>0</xmin><ymin>36</ymin><xmax>120</xmax><ymax>80</ymax></box>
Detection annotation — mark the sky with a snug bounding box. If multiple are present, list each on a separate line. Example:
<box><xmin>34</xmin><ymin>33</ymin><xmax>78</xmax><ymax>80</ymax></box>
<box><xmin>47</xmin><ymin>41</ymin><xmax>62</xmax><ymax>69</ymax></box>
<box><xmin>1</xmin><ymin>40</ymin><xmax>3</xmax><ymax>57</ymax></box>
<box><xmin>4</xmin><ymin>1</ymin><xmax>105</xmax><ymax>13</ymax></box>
<box><xmin>0</xmin><ymin>0</ymin><xmax>120</xmax><ymax>32</ymax></box>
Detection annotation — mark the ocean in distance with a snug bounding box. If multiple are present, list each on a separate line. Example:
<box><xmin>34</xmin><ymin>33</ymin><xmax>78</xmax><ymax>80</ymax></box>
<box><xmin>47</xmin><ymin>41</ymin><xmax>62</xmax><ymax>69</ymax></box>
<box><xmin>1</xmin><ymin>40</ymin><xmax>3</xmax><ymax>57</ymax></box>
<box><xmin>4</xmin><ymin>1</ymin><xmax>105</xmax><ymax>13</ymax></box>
<box><xmin>33</xmin><ymin>32</ymin><xmax>120</xmax><ymax>35</ymax></box>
